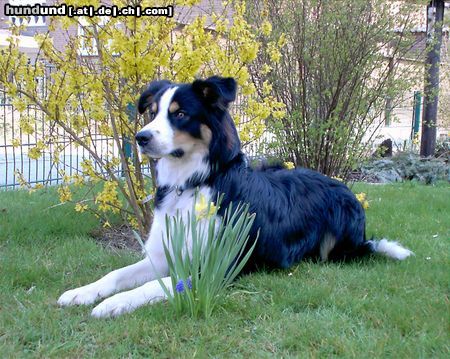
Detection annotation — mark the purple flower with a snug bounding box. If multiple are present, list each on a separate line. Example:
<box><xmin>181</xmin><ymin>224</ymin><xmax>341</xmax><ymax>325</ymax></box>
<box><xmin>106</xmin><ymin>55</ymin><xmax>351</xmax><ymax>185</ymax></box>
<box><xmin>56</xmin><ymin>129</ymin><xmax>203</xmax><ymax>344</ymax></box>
<box><xmin>186</xmin><ymin>277</ymin><xmax>192</xmax><ymax>290</ymax></box>
<box><xmin>175</xmin><ymin>278</ymin><xmax>192</xmax><ymax>293</ymax></box>
<box><xmin>175</xmin><ymin>280</ymin><xmax>184</xmax><ymax>293</ymax></box>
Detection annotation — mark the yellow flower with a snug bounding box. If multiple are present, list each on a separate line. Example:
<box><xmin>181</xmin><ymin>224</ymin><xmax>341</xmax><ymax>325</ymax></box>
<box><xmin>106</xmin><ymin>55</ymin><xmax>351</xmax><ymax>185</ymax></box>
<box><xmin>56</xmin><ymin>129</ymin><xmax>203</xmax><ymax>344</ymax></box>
<box><xmin>95</xmin><ymin>181</ymin><xmax>121</xmax><ymax>213</ymax></box>
<box><xmin>284</xmin><ymin>161</ymin><xmax>295</xmax><ymax>170</ymax></box>
<box><xmin>28</xmin><ymin>147</ymin><xmax>43</xmax><ymax>160</ymax></box>
<box><xmin>73</xmin><ymin>174</ymin><xmax>85</xmax><ymax>186</ymax></box>
<box><xmin>362</xmin><ymin>200</ymin><xmax>370</xmax><ymax>210</ymax></box>
<box><xmin>262</xmin><ymin>81</ymin><xmax>273</xmax><ymax>96</ymax></box>
<box><xmin>11</xmin><ymin>138</ymin><xmax>21</xmax><ymax>148</ymax></box>
<box><xmin>81</xmin><ymin>159</ymin><xmax>100</xmax><ymax>183</ymax></box>
<box><xmin>15</xmin><ymin>170</ymin><xmax>28</xmax><ymax>188</ymax></box>
<box><xmin>195</xmin><ymin>194</ymin><xmax>217</xmax><ymax>219</ymax></box>
<box><xmin>277</xmin><ymin>33</ymin><xmax>287</xmax><ymax>48</ymax></box>
<box><xmin>355</xmin><ymin>193</ymin><xmax>369</xmax><ymax>210</ymax></box>
<box><xmin>75</xmin><ymin>203</ymin><xmax>88</xmax><ymax>212</ymax></box>
<box><xmin>20</xmin><ymin>117</ymin><xmax>35</xmax><ymax>135</ymax></box>
<box><xmin>355</xmin><ymin>192</ymin><xmax>366</xmax><ymax>202</ymax></box>
<box><xmin>28</xmin><ymin>183</ymin><xmax>43</xmax><ymax>193</ymax></box>
<box><xmin>127</xmin><ymin>215</ymin><xmax>139</xmax><ymax>230</ymax></box>
<box><xmin>57</xmin><ymin>186</ymin><xmax>72</xmax><ymax>203</ymax></box>
<box><xmin>28</xmin><ymin>140</ymin><xmax>45</xmax><ymax>160</ymax></box>
<box><xmin>261</xmin><ymin>20</ymin><xmax>272</xmax><ymax>36</ymax></box>
<box><xmin>11</xmin><ymin>98</ymin><xmax>27</xmax><ymax>112</ymax></box>
<box><xmin>267</xmin><ymin>41</ymin><xmax>281</xmax><ymax>63</ymax></box>
<box><xmin>261</xmin><ymin>64</ymin><xmax>272</xmax><ymax>75</ymax></box>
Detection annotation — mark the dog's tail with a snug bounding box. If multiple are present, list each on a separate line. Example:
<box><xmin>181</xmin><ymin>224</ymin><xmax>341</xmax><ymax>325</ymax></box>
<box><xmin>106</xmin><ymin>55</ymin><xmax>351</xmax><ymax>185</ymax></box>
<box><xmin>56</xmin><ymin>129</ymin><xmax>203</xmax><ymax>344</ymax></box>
<box><xmin>367</xmin><ymin>238</ymin><xmax>414</xmax><ymax>260</ymax></box>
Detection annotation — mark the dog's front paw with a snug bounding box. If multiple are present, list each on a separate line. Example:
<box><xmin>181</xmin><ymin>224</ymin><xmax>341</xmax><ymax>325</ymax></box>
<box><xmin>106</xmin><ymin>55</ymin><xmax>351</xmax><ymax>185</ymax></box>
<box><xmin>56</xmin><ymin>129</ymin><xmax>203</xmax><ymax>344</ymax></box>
<box><xmin>91</xmin><ymin>293</ymin><xmax>136</xmax><ymax>318</ymax></box>
<box><xmin>58</xmin><ymin>284</ymin><xmax>103</xmax><ymax>306</ymax></box>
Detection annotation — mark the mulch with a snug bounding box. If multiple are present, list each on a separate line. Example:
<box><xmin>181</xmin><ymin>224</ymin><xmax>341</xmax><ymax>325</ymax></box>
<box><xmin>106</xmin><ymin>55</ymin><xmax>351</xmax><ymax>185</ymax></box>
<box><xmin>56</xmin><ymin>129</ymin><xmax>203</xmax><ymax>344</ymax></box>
<box><xmin>347</xmin><ymin>171</ymin><xmax>382</xmax><ymax>183</ymax></box>
<box><xmin>89</xmin><ymin>224</ymin><xmax>142</xmax><ymax>252</ymax></box>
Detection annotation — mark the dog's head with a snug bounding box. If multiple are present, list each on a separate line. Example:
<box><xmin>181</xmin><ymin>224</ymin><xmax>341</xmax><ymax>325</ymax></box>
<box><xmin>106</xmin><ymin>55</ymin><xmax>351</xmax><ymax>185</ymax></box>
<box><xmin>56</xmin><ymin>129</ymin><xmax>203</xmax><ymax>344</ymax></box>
<box><xmin>136</xmin><ymin>76</ymin><xmax>241</xmax><ymax>167</ymax></box>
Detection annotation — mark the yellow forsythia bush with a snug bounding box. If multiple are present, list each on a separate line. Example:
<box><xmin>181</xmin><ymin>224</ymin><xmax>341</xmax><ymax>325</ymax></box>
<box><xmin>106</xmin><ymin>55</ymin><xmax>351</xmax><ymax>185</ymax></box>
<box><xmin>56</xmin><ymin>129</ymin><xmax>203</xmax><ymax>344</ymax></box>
<box><xmin>0</xmin><ymin>0</ymin><xmax>285</xmax><ymax>234</ymax></box>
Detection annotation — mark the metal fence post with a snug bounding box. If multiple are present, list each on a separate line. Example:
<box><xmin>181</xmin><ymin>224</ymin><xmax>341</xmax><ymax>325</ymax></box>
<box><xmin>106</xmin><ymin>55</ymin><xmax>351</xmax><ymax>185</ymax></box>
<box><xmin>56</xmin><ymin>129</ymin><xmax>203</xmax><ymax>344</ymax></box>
<box><xmin>122</xmin><ymin>103</ymin><xmax>135</xmax><ymax>176</ymax></box>
<box><xmin>412</xmin><ymin>91</ymin><xmax>422</xmax><ymax>139</ymax></box>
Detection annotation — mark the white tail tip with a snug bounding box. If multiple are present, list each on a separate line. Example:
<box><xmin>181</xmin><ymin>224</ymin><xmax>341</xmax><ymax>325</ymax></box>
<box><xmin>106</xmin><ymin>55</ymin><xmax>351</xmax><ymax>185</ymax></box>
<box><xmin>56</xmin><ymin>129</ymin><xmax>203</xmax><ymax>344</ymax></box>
<box><xmin>373</xmin><ymin>239</ymin><xmax>414</xmax><ymax>260</ymax></box>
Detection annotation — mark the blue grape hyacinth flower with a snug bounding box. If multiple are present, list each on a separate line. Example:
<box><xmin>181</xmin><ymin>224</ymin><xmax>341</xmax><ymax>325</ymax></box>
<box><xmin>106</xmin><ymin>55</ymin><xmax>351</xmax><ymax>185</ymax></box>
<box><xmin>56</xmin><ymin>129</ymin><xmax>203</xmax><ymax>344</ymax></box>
<box><xmin>175</xmin><ymin>277</ymin><xmax>192</xmax><ymax>293</ymax></box>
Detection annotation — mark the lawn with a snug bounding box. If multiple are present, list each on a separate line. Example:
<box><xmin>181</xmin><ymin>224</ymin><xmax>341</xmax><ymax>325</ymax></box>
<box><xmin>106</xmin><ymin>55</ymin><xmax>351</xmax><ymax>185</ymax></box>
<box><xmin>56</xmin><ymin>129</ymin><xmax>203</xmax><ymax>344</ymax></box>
<box><xmin>0</xmin><ymin>182</ymin><xmax>448</xmax><ymax>358</ymax></box>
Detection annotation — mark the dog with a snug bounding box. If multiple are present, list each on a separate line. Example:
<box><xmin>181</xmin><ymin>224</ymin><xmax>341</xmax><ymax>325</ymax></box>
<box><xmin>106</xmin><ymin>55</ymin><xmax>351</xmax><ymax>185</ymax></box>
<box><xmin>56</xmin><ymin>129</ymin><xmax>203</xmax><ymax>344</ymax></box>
<box><xmin>58</xmin><ymin>76</ymin><xmax>413</xmax><ymax>318</ymax></box>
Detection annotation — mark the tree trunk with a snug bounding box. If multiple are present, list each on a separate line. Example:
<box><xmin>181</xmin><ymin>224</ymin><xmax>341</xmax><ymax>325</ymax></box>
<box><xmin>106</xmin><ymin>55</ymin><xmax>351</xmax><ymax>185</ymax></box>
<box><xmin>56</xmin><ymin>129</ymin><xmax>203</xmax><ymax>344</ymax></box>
<box><xmin>420</xmin><ymin>0</ymin><xmax>445</xmax><ymax>157</ymax></box>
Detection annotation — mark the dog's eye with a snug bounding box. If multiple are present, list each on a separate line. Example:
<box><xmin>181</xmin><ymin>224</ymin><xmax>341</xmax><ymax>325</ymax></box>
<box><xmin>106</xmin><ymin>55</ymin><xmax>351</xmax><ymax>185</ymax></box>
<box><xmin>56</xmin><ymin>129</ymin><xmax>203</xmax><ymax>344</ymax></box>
<box><xmin>176</xmin><ymin>111</ymin><xmax>185</xmax><ymax>119</ymax></box>
<box><xmin>149</xmin><ymin>111</ymin><xmax>156</xmax><ymax>120</ymax></box>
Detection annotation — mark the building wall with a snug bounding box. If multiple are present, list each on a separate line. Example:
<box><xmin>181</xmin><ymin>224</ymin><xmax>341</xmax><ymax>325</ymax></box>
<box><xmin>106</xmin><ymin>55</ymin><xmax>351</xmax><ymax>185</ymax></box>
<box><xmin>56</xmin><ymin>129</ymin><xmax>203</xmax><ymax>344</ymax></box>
<box><xmin>0</xmin><ymin>0</ymin><xmax>77</xmax><ymax>52</ymax></box>
<box><xmin>0</xmin><ymin>0</ymin><xmax>9</xmax><ymax>29</ymax></box>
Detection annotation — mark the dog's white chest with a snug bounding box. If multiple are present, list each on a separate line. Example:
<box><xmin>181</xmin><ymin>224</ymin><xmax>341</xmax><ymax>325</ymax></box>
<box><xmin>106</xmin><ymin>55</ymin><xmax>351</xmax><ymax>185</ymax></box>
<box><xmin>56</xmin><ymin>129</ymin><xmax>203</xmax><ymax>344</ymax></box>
<box><xmin>145</xmin><ymin>186</ymin><xmax>213</xmax><ymax>255</ymax></box>
<box><xmin>160</xmin><ymin>188</ymin><xmax>201</xmax><ymax>216</ymax></box>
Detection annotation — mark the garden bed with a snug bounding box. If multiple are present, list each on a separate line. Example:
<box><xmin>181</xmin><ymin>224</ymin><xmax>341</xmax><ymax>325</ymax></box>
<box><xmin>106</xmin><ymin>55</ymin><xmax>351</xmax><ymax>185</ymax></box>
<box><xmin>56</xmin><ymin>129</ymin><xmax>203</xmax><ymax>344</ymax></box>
<box><xmin>90</xmin><ymin>224</ymin><xmax>141</xmax><ymax>253</ymax></box>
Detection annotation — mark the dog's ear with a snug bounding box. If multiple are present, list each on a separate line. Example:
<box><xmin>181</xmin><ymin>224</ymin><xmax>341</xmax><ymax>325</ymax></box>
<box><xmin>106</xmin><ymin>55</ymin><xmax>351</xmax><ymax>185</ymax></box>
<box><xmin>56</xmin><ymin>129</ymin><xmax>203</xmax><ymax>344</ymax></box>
<box><xmin>192</xmin><ymin>76</ymin><xmax>237</xmax><ymax>107</ymax></box>
<box><xmin>137</xmin><ymin>80</ymin><xmax>172</xmax><ymax>114</ymax></box>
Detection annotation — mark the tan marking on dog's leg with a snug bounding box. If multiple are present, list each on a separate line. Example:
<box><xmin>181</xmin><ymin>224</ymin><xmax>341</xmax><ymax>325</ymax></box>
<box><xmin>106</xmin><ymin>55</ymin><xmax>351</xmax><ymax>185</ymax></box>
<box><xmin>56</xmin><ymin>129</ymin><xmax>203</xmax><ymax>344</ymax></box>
<box><xmin>320</xmin><ymin>233</ymin><xmax>336</xmax><ymax>261</ymax></box>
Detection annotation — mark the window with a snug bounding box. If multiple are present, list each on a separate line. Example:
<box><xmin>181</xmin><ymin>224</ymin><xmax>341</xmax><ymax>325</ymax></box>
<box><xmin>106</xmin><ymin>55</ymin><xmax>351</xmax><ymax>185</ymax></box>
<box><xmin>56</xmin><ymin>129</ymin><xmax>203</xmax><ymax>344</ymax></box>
<box><xmin>9</xmin><ymin>0</ymin><xmax>46</xmax><ymax>27</ymax></box>
<box><xmin>78</xmin><ymin>17</ymin><xmax>117</xmax><ymax>57</ymax></box>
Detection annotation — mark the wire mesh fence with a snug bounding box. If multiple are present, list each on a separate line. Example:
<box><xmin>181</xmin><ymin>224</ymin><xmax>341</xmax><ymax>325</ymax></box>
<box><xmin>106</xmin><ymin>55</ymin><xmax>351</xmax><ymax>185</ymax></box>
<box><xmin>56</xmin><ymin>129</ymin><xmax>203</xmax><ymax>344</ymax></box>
<box><xmin>0</xmin><ymin>63</ymin><xmax>136</xmax><ymax>190</ymax></box>
<box><xmin>0</xmin><ymin>89</ymin><xmax>125</xmax><ymax>189</ymax></box>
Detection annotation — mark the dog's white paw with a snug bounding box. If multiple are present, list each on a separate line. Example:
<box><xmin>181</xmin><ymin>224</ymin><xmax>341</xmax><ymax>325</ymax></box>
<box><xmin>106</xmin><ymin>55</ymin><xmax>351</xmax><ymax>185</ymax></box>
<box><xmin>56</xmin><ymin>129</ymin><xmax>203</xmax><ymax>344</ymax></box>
<box><xmin>58</xmin><ymin>284</ymin><xmax>106</xmax><ymax>306</ymax></box>
<box><xmin>91</xmin><ymin>293</ymin><xmax>137</xmax><ymax>318</ymax></box>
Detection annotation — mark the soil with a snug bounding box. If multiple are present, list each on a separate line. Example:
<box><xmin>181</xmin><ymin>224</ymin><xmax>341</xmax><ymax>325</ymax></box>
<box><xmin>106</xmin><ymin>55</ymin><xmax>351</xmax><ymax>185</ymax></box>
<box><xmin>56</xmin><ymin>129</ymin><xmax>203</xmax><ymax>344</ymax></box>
<box><xmin>347</xmin><ymin>171</ymin><xmax>382</xmax><ymax>183</ymax></box>
<box><xmin>89</xmin><ymin>224</ymin><xmax>142</xmax><ymax>252</ymax></box>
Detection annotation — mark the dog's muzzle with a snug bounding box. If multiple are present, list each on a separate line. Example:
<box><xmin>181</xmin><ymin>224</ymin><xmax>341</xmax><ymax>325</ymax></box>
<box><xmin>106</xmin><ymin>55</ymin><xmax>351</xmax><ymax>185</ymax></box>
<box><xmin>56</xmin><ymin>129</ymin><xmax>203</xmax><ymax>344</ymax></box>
<box><xmin>135</xmin><ymin>130</ymin><xmax>153</xmax><ymax>147</ymax></box>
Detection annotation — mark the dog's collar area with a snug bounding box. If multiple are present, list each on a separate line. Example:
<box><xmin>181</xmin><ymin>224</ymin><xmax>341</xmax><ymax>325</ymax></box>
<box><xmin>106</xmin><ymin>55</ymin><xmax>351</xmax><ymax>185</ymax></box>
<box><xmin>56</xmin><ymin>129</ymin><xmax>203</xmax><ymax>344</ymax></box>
<box><xmin>173</xmin><ymin>172</ymin><xmax>208</xmax><ymax>197</ymax></box>
<box><xmin>148</xmin><ymin>171</ymin><xmax>207</xmax><ymax>203</ymax></box>
<box><xmin>141</xmin><ymin>185</ymin><xmax>184</xmax><ymax>204</ymax></box>
<box><xmin>164</xmin><ymin>176</ymin><xmax>206</xmax><ymax>197</ymax></box>
<box><xmin>171</xmin><ymin>183</ymin><xmax>199</xmax><ymax>196</ymax></box>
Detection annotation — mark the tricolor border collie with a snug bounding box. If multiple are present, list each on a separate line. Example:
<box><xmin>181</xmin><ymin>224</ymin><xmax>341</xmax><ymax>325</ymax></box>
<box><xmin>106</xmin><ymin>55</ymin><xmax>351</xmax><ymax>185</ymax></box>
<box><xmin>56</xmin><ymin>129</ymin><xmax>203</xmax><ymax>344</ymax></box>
<box><xmin>58</xmin><ymin>76</ymin><xmax>413</xmax><ymax>318</ymax></box>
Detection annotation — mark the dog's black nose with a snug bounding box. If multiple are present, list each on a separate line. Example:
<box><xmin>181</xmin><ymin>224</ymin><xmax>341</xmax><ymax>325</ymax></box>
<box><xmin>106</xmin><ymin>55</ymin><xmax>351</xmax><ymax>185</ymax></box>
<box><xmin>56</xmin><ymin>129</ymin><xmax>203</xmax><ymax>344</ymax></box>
<box><xmin>135</xmin><ymin>131</ymin><xmax>153</xmax><ymax>147</ymax></box>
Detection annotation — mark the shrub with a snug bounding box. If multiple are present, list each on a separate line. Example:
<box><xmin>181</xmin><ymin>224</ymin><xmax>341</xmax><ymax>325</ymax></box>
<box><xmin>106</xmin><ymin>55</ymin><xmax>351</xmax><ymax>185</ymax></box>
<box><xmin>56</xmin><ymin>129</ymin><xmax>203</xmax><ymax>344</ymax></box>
<box><xmin>247</xmin><ymin>0</ymin><xmax>422</xmax><ymax>179</ymax></box>
<box><xmin>360</xmin><ymin>152</ymin><xmax>449</xmax><ymax>184</ymax></box>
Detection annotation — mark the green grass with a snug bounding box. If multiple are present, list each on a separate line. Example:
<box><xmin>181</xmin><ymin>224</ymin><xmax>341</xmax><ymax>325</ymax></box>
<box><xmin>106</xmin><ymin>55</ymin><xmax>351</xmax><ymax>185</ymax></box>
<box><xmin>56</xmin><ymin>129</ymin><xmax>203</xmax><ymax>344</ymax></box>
<box><xmin>0</xmin><ymin>182</ymin><xmax>449</xmax><ymax>358</ymax></box>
